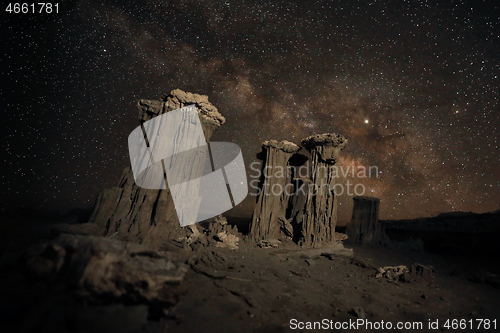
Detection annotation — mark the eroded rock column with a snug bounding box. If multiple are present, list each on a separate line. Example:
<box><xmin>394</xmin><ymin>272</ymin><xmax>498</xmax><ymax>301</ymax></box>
<box><xmin>299</xmin><ymin>133</ymin><xmax>348</xmax><ymax>247</ymax></box>
<box><xmin>248</xmin><ymin>140</ymin><xmax>301</xmax><ymax>241</ymax></box>
<box><xmin>88</xmin><ymin>89</ymin><xmax>225</xmax><ymax>248</ymax></box>
<box><xmin>346</xmin><ymin>196</ymin><xmax>383</xmax><ymax>245</ymax></box>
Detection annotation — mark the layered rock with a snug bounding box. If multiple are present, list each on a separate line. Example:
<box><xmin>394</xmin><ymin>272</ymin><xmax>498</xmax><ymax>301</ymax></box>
<box><xmin>346</xmin><ymin>196</ymin><xmax>383</xmax><ymax>245</ymax></box>
<box><xmin>287</xmin><ymin>177</ymin><xmax>311</xmax><ymax>242</ymax></box>
<box><xmin>249</xmin><ymin>133</ymin><xmax>348</xmax><ymax>247</ymax></box>
<box><xmin>23</xmin><ymin>234</ymin><xmax>187</xmax><ymax>318</ymax></box>
<box><xmin>299</xmin><ymin>133</ymin><xmax>348</xmax><ymax>247</ymax></box>
<box><xmin>88</xmin><ymin>89</ymin><xmax>225</xmax><ymax>248</ymax></box>
<box><xmin>248</xmin><ymin>140</ymin><xmax>301</xmax><ymax>241</ymax></box>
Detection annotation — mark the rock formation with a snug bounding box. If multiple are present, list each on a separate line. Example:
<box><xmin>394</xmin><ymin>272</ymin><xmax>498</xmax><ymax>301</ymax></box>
<box><xmin>346</xmin><ymin>196</ymin><xmax>383</xmax><ymax>245</ymax></box>
<box><xmin>287</xmin><ymin>177</ymin><xmax>311</xmax><ymax>242</ymax></box>
<box><xmin>88</xmin><ymin>89</ymin><xmax>225</xmax><ymax>248</ymax></box>
<box><xmin>376</xmin><ymin>263</ymin><xmax>434</xmax><ymax>285</ymax></box>
<box><xmin>248</xmin><ymin>140</ymin><xmax>301</xmax><ymax>241</ymax></box>
<box><xmin>381</xmin><ymin>210</ymin><xmax>500</xmax><ymax>255</ymax></box>
<box><xmin>249</xmin><ymin>133</ymin><xmax>348</xmax><ymax>248</ymax></box>
<box><xmin>299</xmin><ymin>133</ymin><xmax>348</xmax><ymax>247</ymax></box>
<box><xmin>187</xmin><ymin>215</ymin><xmax>242</xmax><ymax>251</ymax></box>
<box><xmin>23</xmin><ymin>234</ymin><xmax>187</xmax><ymax>318</ymax></box>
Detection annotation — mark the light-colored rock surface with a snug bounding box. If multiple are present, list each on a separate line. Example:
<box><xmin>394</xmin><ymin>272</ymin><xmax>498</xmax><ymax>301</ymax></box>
<box><xmin>248</xmin><ymin>140</ymin><xmax>301</xmax><ymax>241</ymax></box>
<box><xmin>299</xmin><ymin>133</ymin><xmax>347</xmax><ymax>247</ymax></box>
<box><xmin>301</xmin><ymin>133</ymin><xmax>348</xmax><ymax>163</ymax></box>
<box><xmin>88</xmin><ymin>89</ymin><xmax>225</xmax><ymax>248</ymax></box>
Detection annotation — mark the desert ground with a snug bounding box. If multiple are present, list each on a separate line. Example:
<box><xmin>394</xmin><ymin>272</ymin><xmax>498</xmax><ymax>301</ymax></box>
<box><xmin>1</xmin><ymin>212</ymin><xmax>499</xmax><ymax>333</ymax></box>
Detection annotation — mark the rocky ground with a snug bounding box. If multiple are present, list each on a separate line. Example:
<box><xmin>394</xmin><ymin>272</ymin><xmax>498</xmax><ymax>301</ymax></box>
<box><xmin>1</xmin><ymin>214</ymin><xmax>499</xmax><ymax>333</ymax></box>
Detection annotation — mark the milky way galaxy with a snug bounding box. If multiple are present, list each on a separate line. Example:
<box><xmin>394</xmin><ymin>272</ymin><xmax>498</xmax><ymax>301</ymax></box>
<box><xmin>3</xmin><ymin>0</ymin><xmax>499</xmax><ymax>221</ymax></box>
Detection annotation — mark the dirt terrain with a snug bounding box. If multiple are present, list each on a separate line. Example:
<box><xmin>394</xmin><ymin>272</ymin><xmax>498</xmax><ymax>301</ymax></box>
<box><xmin>1</xmin><ymin>215</ymin><xmax>499</xmax><ymax>333</ymax></box>
<box><xmin>165</xmin><ymin>241</ymin><xmax>500</xmax><ymax>332</ymax></box>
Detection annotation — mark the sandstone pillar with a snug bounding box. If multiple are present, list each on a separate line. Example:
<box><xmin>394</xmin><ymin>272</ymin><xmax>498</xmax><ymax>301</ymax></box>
<box><xmin>299</xmin><ymin>133</ymin><xmax>348</xmax><ymax>247</ymax></box>
<box><xmin>88</xmin><ymin>89</ymin><xmax>225</xmax><ymax>248</ymax></box>
<box><xmin>346</xmin><ymin>196</ymin><xmax>382</xmax><ymax>245</ymax></box>
<box><xmin>248</xmin><ymin>140</ymin><xmax>301</xmax><ymax>241</ymax></box>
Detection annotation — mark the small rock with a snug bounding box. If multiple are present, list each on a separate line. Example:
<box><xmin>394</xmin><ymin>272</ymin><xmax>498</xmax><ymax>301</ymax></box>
<box><xmin>259</xmin><ymin>239</ymin><xmax>281</xmax><ymax>248</ymax></box>
<box><xmin>376</xmin><ymin>265</ymin><xmax>408</xmax><ymax>281</ymax></box>
<box><xmin>402</xmin><ymin>263</ymin><xmax>435</xmax><ymax>285</ymax></box>
<box><xmin>349</xmin><ymin>307</ymin><xmax>365</xmax><ymax>319</ymax></box>
<box><xmin>214</xmin><ymin>231</ymin><xmax>239</xmax><ymax>250</ymax></box>
<box><xmin>377</xmin><ymin>263</ymin><xmax>434</xmax><ymax>285</ymax></box>
<box><xmin>305</xmin><ymin>259</ymin><xmax>316</xmax><ymax>267</ymax></box>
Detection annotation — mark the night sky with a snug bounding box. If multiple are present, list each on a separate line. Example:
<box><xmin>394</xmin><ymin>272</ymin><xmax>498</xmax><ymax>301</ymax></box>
<box><xmin>2</xmin><ymin>0</ymin><xmax>499</xmax><ymax>222</ymax></box>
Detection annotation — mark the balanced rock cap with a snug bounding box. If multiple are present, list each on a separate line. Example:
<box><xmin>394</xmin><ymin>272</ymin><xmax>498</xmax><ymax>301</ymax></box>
<box><xmin>161</xmin><ymin>89</ymin><xmax>226</xmax><ymax>125</ymax></box>
<box><xmin>262</xmin><ymin>140</ymin><xmax>301</xmax><ymax>153</ymax></box>
<box><xmin>301</xmin><ymin>133</ymin><xmax>348</xmax><ymax>164</ymax></box>
<box><xmin>301</xmin><ymin>133</ymin><xmax>348</xmax><ymax>150</ymax></box>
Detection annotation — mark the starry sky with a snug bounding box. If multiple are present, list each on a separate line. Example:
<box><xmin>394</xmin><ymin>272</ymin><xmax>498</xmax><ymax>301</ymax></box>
<box><xmin>2</xmin><ymin>0</ymin><xmax>499</xmax><ymax>222</ymax></box>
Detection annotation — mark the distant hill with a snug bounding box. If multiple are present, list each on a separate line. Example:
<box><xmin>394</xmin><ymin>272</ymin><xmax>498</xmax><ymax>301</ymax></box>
<box><xmin>381</xmin><ymin>210</ymin><xmax>500</xmax><ymax>233</ymax></box>
<box><xmin>380</xmin><ymin>210</ymin><xmax>500</xmax><ymax>255</ymax></box>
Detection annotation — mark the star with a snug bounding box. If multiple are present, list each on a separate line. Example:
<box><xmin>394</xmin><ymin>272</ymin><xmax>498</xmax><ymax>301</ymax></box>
<box><xmin>2</xmin><ymin>0</ymin><xmax>499</xmax><ymax>222</ymax></box>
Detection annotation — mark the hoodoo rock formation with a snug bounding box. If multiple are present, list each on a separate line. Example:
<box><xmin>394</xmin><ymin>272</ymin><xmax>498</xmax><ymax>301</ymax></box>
<box><xmin>250</xmin><ymin>133</ymin><xmax>348</xmax><ymax>248</ymax></box>
<box><xmin>346</xmin><ymin>196</ymin><xmax>383</xmax><ymax>245</ymax></box>
<box><xmin>88</xmin><ymin>89</ymin><xmax>225</xmax><ymax>248</ymax></box>
<box><xmin>299</xmin><ymin>133</ymin><xmax>348</xmax><ymax>247</ymax></box>
<box><xmin>248</xmin><ymin>140</ymin><xmax>302</xmax><ymax>241</ymax></box>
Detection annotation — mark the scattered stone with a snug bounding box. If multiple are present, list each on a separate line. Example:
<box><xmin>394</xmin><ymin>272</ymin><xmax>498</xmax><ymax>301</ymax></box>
<box><xmin>401</xmin><ymin>263</ymin><xmax>435</xmax><ymax>285</ymax></box>
<box><xmin>215</xmin><ymin>231</ymin><xmax>239</xmax><ymax>250</ymax></box>
<box><xmin>205</xmin><ymin>215</ymin><xmax>241</xmax><ymax>248</ymax></box>
<box><xmin>186</xmin><ymin>224</ymin><xmax>202</xmax><ymax>245</ymax></box>
<box><xmin>376</xmin><ymin>265</ymin><xmax>409</xmax><ymax>281</ymax></box>
<box><xmin>259</xmin><ymin>239</ymin><xmax>281</xmax><ymax>248</ymax></box>
<box><xmin>349</xmin><ymin>306</ymin><xmax>366</xmax><ymax>319</ymax></box>
<box><xmin>376</xmin><ymin>263</ymin><xmax>435</xmax><ymax>285</ymax></box>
